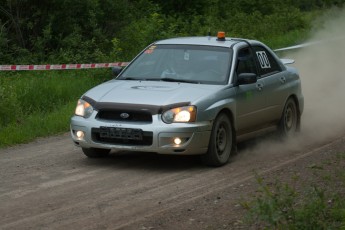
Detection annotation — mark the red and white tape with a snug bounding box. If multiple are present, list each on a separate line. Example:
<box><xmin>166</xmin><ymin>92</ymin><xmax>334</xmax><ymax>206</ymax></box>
<box><xmin>0</xmin><ymin>62</ymin><xmax>129</xmax><ymax>71</ymax></box>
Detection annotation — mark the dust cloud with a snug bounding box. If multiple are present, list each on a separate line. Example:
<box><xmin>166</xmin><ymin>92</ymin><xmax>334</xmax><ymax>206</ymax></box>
<box><xmin>237</xmin><ymin>8</ymin><xmax>345</xmax><ymax>158</ymax></box>
<box><xmin>294</xmin><ymin>8</ymin><xmax>345</xmax><ymax>142</ymax></box>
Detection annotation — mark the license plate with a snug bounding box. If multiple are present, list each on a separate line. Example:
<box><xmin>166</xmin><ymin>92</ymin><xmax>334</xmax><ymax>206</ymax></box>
<box><xmin>99</xmin><ymin>127</ymin><xmax>143</xmax><ymax>140</ymax></box>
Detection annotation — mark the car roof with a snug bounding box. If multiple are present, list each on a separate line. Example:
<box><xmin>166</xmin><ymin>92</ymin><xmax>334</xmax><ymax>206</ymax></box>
<box><xmin>154</xmin><ymin>36</ymin><xmax>258</xmax><ymax>48</ymax></box>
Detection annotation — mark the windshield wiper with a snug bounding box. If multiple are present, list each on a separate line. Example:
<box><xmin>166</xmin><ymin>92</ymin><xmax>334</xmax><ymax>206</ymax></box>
<box><xmin>160</xmin><ymin>77</ymin><xmax>200</xmax><ymax>84</ymax></box>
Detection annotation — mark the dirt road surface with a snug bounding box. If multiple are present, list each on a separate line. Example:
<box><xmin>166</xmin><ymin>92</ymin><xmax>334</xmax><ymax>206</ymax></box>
<box><xmin>0</xmin><ymin>131</ymin><xmax>344</xmax><ymax>230</ymax></box>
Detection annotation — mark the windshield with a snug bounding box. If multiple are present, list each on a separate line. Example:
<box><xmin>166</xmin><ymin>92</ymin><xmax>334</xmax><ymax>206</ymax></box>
<box><xmin>118</xmin><ymin>44</ymin><xmax>232</xmax><ymax>85</ymax></box>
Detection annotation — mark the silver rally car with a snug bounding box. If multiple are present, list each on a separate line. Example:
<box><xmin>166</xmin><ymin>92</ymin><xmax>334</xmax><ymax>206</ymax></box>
<box><xmin>70</xmin><ymin>32</ymin><xmax>303</xmax><ymax>166</ymax></box>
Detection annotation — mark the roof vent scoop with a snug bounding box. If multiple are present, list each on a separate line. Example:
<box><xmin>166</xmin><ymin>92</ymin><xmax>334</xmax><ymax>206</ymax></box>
<box><xmin>217</xmin><ymin>31</ymin><xmax>226</xmax><ymax>41</ymax></box>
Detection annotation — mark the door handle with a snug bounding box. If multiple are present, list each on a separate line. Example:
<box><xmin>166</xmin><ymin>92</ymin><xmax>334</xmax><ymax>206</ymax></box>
<box><xmin>256</xmin><ymin>83</ymin><xmax>263</xmax><ymax>91</ymax></box>
<box><xmin>280</xmin><ymin>77</ymin><xmax>286</xmax><ymax>83</ymax></box>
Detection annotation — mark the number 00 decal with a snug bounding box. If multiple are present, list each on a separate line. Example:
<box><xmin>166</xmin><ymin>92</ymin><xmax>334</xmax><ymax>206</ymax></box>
<box><xmin>256</xmin><ymin>51</ymin><xmax>271</xmax><ymax>69</ymax></box>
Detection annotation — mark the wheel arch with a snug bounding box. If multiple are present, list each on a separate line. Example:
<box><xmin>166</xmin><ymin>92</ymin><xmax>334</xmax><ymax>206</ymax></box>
<box><xmin>215</xmin><ymin>108</ymin><xmax>237</xmax><ymax>144</ymax></box>
<box><xmin>201</xmin><ymin>107</ymin><xmax>237</xmax><ymax>166</ymax></box>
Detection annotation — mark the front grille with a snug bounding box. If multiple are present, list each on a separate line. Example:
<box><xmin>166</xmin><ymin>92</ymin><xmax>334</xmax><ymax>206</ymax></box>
<box><xmin>91</xmin><ymin>128</ymin><xmax>153</xmax><ymax>146</ymax></box>
<box><xmin>96</xmin><ymin>110</ymin><xmax>152</xmax><ymax>123</ymax></box>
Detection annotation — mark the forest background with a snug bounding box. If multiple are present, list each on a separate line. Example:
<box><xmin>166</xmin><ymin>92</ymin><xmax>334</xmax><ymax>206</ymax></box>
<box><xmin>0</xmin><ymin>0</ymin><xmax>344</xmax><ymax>147</ymax></box>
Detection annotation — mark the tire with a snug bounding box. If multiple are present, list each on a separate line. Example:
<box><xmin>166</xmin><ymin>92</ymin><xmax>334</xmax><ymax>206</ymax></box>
<box><xmin>201</xmin><ymin>113</ymin><xmax>235</xmax><ymax>167</ymax></box>
<box><xmin>279</xmin><ymin>98</ymin><xmax>299</xmax><ymax>138</ymax></box>
<box><xmin>82</xmin><ymin>148</ymin><xmax>110</xmax><ymax>158</ymax></box>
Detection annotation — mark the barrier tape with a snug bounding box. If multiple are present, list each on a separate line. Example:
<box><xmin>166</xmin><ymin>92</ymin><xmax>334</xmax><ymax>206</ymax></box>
<box><xmin>0</xmin><ymin>62</ymin><xmax>129</xmax><ymax>71</ymax></box>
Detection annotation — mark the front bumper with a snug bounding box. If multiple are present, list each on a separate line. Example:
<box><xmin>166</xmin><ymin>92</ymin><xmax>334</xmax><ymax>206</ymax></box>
<box><xmin>70</xmin><ymin>114</ymin><xmax>212</xmax><ymax>155</ymax></box>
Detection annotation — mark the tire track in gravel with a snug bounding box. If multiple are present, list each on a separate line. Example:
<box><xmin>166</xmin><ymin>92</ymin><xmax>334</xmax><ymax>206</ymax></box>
<box><xmin>115</xmin><ymin>135</ymin><xmax>345</xmax><ymax>229</ymax></box>
<box><xmin>1</xmin><ymin>132</ymin><xmax>344</xmax><ymax>229</ymax></box>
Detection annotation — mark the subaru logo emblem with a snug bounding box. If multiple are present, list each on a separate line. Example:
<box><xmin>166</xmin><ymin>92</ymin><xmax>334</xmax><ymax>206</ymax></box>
<box><xmin>120</xmin><ymin>113</ymin><xmax>130</xmax><ymax>119</ymax></box>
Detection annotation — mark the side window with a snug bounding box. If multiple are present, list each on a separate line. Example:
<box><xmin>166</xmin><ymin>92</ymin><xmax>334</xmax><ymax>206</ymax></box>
<box><xmin>253</xmin><ymin>46</ymin><xmax>281</xmax><ymax>77</ymax></box>
<box><xmin>236</xmin><ymin>48</ymin><xmax>257</xmax><ymax>76</ymax></box>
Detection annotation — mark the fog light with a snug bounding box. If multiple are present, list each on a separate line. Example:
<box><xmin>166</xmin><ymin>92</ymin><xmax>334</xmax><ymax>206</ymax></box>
<box><xmin>174</xmin><ymin>137</ymin><xmax>182</xmax><ymax>145</ymax></box>
<box><xmin>76</xmin><ymin>131</ymin><xmax>84</xmax><ymax>139</ymax></box>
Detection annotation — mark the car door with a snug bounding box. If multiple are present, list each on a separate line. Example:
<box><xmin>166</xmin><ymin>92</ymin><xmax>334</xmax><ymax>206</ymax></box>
<box><xmin>235</xmin><ymin>47</ymin><xmax>267</xmax><ymax>134</ymax></box>
<box><xmin>252</xmin><ymin>45</ymin><xmax>287</xmax><ymax>123</ymax></box>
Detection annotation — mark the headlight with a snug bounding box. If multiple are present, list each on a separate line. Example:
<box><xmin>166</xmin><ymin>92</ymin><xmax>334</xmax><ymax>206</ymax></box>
<box><xmin>75</xmin><ymin>99</ymin><xmax>94</xmax><ymax>118</ymax></box>
<box><xmin>162</xmin><ymin>106</ymin><xmax>196</xmax><ymax>123</ymax></box>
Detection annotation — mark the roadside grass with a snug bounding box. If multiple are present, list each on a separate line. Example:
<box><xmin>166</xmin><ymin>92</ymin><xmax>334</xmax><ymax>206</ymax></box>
<box><xmin>0</xmin><ymin>102</ymin><xmax>75</xmax><ymax>148</ymax></box>
<box><xmin>0</xmin><ymin>69</ymin><xmax>111</xmax><ymax>148</ymax></box>
<box><xmin>241</xmin><ymin>152</ymin><xmax>345</xmax><ymax>229</ymax></box>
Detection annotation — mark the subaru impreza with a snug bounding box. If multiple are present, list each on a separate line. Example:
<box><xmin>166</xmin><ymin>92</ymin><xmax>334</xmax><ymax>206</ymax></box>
<box><xmin>70</xmin><ymin>32</ymin><xmax>303</xmax><ymax>166</ymax></box>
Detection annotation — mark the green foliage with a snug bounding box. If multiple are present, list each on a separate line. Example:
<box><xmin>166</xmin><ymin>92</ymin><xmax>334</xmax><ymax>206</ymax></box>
<box><xmin>0</xmin><ymin>70</ymin><xmax>111</xmax><ymax>147</ymax></box>
<box><xmin>242</xmin><ymin>174</ymin><xmax>299</xmax><ymax>228</ymax></box>
<box><xmin>1</xmin><ymin>0</ymin><xmax>343</xmax><ymax>64</ymax></box>
<box><xmin>0</xmin><ymin>0</ymin><xmax>157</xmax><ymax>63</ymax></box>
<box><xmin>0</xmin><ymin>102</ymin><xmax>76</xmax><ymax>148</ymax></box>
<box><xmin>0</xmin><ymin>78</ymin><xmax>18</xmax><ymax>126</ymax></box>
<box><xmin>243</xmin><ymin>164</ymin><xmax>345</xmax><ymax>229</ymax></box>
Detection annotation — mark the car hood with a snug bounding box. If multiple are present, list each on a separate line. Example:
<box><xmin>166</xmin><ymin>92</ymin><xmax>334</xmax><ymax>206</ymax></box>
<box><xmin>83</xmin><ymin>79</ymin><xmax>223</xmax><ymax>106</ymax></box>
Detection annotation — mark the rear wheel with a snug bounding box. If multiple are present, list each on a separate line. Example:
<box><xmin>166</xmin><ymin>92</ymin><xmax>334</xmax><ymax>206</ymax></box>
<box><xmin>201</xmin><ymin>113</ymin><xmax>235</xmax><ymax>167</ymax></box>
<box><xmin>82</xmin><ymin>148</ymin><xmax>110</xmax><ymax>158</ymax></box>
<box><xmin>279</xmin><ymin>98</ymin><xmax>299</xmax><ymax>138</ymax></box>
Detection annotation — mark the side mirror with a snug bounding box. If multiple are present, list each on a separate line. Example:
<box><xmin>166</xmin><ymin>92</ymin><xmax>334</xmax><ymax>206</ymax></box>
<box><xmin>237</xmin><ymin>73</ymin><xmax>257</xmax><ymax>85</ymax></box>
<box><xmin>112</xmin><ymin>66</ymin><xmax>122</xmax><ymax>77</ymax></box>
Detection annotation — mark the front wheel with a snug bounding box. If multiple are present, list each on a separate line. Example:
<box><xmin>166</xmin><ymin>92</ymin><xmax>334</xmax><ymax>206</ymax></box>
<box><xmin>201</xmin><ymin>113</ymin><xmax>235</xmax><ymax>167</ymax></box>
<box><xmin>279</xmin><ymin>98</ymin><xmax>299</xmax><ymax>138</ymax></box>
<box><xmin>82</xmin><ymin>148</ymin><xmax>110</xmax><ymax>158</ymax></box>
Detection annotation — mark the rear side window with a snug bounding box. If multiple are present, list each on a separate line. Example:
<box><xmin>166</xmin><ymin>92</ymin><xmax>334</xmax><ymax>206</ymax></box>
<box><xmin>253</xmin><ymin>46</ymin><xmax>281</xmax><ymax>77</ymax></box>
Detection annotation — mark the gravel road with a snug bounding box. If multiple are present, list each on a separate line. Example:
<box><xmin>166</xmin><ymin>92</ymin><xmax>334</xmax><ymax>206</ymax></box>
<box><xmin>1</xmin><ymin>131</ymin><xmax>344</xmax><ymax>230</ymax></box>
